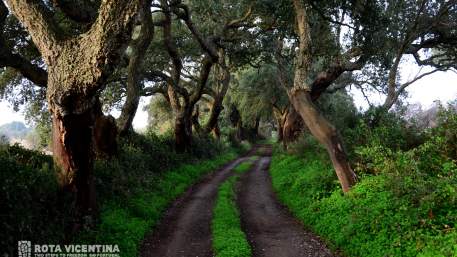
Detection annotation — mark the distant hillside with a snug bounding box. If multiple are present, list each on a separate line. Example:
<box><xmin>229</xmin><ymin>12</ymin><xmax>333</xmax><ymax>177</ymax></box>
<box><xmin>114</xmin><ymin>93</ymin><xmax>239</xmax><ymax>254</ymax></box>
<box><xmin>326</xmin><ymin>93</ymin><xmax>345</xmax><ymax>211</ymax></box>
<box><xmin>0</xmin><ymin>121</ymin><xmax>31</xmax><ymax>141</ymax></box>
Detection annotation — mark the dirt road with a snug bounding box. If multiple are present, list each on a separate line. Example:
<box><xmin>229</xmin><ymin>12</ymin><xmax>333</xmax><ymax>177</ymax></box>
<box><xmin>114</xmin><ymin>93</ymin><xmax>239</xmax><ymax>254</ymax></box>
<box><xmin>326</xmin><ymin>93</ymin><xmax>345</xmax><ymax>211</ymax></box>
<box><xmin>140</xmin><ymin>145</ymin><xmax>334</xmax><ymax>257</ymax></box>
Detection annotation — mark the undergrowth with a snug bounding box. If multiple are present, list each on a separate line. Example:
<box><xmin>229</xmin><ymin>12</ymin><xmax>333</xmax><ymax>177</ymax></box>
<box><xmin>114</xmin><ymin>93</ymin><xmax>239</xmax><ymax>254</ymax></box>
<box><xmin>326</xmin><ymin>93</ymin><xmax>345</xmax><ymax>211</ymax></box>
<box><xmin>270</xmin><ymin>138</ymin><xmax>457</xmax><ymax>256</ymax></box>
<box><xmin>0</xmin><ymin>132</ymin><xmax>246</xmax><ymax>257</ymax></box>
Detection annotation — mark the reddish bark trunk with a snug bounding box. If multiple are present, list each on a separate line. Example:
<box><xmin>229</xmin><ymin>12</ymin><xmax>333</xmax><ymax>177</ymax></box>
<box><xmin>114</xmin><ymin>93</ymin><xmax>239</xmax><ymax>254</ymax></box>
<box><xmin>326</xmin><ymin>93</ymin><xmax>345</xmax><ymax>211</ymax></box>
<box><xmin>283</xmin><ymin>106</ymin><xmax>303</xmax><ymax>144</ymax></box>
<box><xmin>52</xmin><ymin>106</ymin><xmax>97</xmax><ymax>225</ymax></box>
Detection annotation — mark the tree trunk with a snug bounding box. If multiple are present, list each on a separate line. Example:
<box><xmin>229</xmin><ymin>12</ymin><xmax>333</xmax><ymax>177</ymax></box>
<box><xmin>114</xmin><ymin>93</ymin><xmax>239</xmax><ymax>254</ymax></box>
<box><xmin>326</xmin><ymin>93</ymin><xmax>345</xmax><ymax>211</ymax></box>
<box><xmin>277</xmin><ymin>120</ymin><xmax>284</xmax><ymax>142</ymax></box>
<box><xmin>6</xmin><ymin>0</ymin><xmax>142</xmax><ymax>227</ymax></box>
<box><xmin>288</xmin><ymin>0</ymin><xmax>357</xmax><ymax>192</ymax></box>
<box><xmin>289</xmin><ymin>89</ymin><xmax>357</xmax><ymax>192</ymax></box>
<box><xmin>174</xmin><ymin>108</ymin><xmax>192</xmax><ymax>152</ymax></box>
<box><xmin>283</xmin><ymin>106</ymin><xmax>303</xmax><ymax>144</ymax></box>
<box><xmin>229</xmin><ymin>104</ymin><xmax>244</xmax><ymax>141</ymax></box>
<box><xmin>273</xmin><ymin>108</ymin><xmax>287</xmax><ymax>143</ymax></box>
<box><xmin>205</xmin><ymin>96</ymin><xmax>223</xmax><ymax>135</ymax></box>
<box><xmin>117</xmin><ymin>5</ymin><xmax>153</xmax><ymax>136</ymax></box>
<box><xmin>191</xmin><ymin>104</ymin><xmax>202</xmax><ymax>135</ymax></box>
<box><xmin>94</xmin><ymin>101</ymin><xmax>118</xmax><ymax>158</ymax></box>
<box><xmin>252</xmin><ymin>116</ymin><xmax>260</xmax><ymax>139</ymax></box>
<box><xmin>51</xmin><ymin>105</ymin><xmax>97</xmax><ymax>228</ymax></box>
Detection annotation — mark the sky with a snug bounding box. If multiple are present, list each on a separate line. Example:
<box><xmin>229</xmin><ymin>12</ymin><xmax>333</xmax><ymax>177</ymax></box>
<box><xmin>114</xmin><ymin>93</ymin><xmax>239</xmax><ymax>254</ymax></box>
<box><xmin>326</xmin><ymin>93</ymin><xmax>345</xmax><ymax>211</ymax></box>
<box><xmin>350</xmin><ymin>69</ymin><xmax>457</xmax><ymax>111</ymax></box>
<box><xmin>0</xmin><ymin>68</ymin><xmax>456</xmax><ymax>129</ymax></box>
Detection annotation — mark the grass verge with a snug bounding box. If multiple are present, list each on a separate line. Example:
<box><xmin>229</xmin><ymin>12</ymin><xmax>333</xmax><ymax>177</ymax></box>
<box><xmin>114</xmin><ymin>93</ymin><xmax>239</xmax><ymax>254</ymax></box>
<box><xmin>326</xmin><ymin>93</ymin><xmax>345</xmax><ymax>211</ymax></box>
<box><xmin>212</xmin><ymin>159</ymin><xmax>255</xmax><ymax>257</ymax></box>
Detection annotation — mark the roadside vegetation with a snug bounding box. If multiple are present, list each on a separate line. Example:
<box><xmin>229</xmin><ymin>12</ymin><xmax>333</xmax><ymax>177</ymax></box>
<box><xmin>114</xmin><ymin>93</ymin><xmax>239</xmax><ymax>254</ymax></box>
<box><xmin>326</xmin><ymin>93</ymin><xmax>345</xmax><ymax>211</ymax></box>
<box><xmin>1</xmin><ymin>0</ymin><xmax>456</xmax><ymax>256</ymax></box>
<box><xmin>270</xmin><ymin>107</ymin><xmax>457</xmax><ymax>257</ymax></box>
<box><xmin>0</xmin><ymin>133</ymin><xmax>247</xmax><ymax>256</ymax></box>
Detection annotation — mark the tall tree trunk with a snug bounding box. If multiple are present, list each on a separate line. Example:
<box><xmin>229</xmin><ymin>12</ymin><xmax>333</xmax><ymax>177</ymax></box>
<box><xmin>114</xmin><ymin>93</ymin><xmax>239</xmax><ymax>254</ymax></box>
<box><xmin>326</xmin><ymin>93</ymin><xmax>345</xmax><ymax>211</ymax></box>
<box><xmin>117</xmin><ymin>4</ymin><xmax>153</xmax><ymax>136</ymax></box>
<box><xmin>273</xmin><ymin>107</ymin><xmax>287</xmax><ymax>143</ymax></box>
<box><xmin>229</xmin><ymin>104</ymin><xmax>244</xmax><ymax>141</ymax></box>
<box><xmin>205</xmin><ymin>96</ymin><xmax>224</xmax><ymax>136</ymax></box>
<box><xmin>212</xmin><ymin>123</ymin><xmax>221</xmax><ymax>139</ymax></box>
<box><xmin>289</xmin><ymin>89</ymin><xmax>356</xmax><ymax>192</ymax></box>
<box><xmin>192</xmin><ymin>104</ymin><xmax>202</xmax><ymax>135</ymax></box>
<box><xmin>253</xmin><ymin>116</ymin><xmax>260</xmax><ymax>138</ymax></box>
<box><xmin>288</xmin><ymin>0</ymin><xmax>357</xmax><ymax>192</ymax></box>
<box><xmin>277</xmin><ymin>120</ymin><xmax>284</xmax><ymax>142</ymax></box>
<box><xmin>205</xmin><ymin>51</ymin><xmax>230</xmax><ymax>137</ymax></box>
<box><xmin>94</xmin><ymin>100</ymin><xmax>118</xmax><ymax>158</ymax></box>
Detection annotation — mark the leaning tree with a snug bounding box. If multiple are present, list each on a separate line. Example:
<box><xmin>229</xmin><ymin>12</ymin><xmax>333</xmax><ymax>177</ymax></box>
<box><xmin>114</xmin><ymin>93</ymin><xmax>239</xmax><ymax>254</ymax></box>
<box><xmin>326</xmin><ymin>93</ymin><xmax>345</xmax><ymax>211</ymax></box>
<box><xmin>252</xmin><ymin>0</ymin><xmax>388</xmax><ymax>192</ymax></box>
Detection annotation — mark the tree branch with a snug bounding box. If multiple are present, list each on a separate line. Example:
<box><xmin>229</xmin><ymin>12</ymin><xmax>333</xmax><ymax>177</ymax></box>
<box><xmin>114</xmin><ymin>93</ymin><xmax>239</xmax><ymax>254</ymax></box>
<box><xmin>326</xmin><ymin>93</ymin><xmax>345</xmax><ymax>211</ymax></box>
<box><xmin>173</xmin><ymin>4</ymin><xmax>218</xmax><ymax>61</ymax></box>
<box><xmin>0</xmin><ymin>51</ymin><xmax>48</xmax><ymax>88</ymax></box>
<box><xmin>0</xmin><ymin>1</ymin><xmax>47</xmax><ymax>87</ymax></box>
<box><xmin>190</xmin><ymin>55</ymin><xmax>214</xmax><ymax>106</ymax></box>
<box><xmin>310</xmin><ymin>51</ymin><xmax>366</xmax><ymax>100</ymax></box>
<box><xmin>142</xmin><ymin>83</ymin><xmax>167</xmax><ymax>96</ymax></box>
<box><xmin>6</xmin><ymin>0</ymin><xmax>61</xmax><ymax>60</ymax></box>
<box><xmin>160</xmin><ymin>0</ymin><xmax>189</xmax><ymax>103</ymax></box>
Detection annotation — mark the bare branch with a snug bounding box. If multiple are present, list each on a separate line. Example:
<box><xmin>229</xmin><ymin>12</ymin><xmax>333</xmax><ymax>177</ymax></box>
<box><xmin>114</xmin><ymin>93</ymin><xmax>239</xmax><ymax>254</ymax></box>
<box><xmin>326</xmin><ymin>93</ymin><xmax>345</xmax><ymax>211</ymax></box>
<box><xmin>309</xmin><ymin>1</ymin><xmax>356</xmax><ymax>30</ymax></box>
<box><xmin>224</xmin><ymin>5</ymin><xmax>253</xmax><ymax>30</ymax></box>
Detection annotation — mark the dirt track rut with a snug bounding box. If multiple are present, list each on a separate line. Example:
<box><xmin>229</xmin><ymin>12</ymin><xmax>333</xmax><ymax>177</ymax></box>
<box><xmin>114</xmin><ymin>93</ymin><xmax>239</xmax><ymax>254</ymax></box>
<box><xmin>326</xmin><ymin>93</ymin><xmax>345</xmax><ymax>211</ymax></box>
<box><xmin>237</xmin><ymin>146</ymin><xmax>334</xmax><ymax>257</ymax></box>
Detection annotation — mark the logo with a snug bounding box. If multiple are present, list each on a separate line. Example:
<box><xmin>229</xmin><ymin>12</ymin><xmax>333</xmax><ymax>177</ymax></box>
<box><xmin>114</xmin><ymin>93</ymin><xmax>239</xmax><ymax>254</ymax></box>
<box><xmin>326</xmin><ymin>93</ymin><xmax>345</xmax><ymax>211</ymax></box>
<box><xmin>18</xmin><ymin>241</ymin><xmax>31</xmax><ymax>257</ymax></box>
<box><xmin>17</xmin><ymin>241</ymin><xmax>120</xmax><ymax>257</ymax></box>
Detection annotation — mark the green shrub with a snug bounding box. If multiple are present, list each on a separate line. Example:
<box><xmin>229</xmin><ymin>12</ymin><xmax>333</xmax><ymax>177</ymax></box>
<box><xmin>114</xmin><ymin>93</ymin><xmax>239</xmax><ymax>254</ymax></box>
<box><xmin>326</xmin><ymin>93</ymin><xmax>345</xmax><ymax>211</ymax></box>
<box><xmin>344</xmin><ymin>108</ymin><xmax>424</xmax><ymax>158</ymax></box>
<box><xmin>0</xmin><ymin>144</ymin><xmax>70</xmax><ymax>256</ymax></box>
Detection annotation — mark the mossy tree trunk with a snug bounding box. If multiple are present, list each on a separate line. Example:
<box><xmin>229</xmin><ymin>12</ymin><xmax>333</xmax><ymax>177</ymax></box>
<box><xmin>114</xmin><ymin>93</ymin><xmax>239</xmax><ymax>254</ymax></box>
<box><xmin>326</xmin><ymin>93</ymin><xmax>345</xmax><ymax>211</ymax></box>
<box><xmin>7</xmin><ymin>0</ymin><xmax>142</xmax><ymax>222</ymax></box>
